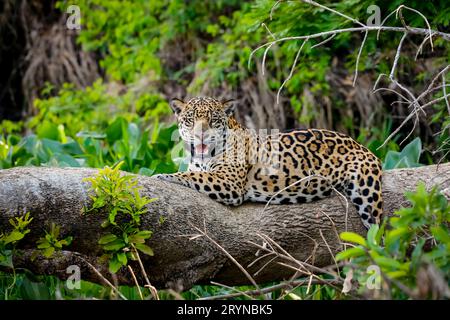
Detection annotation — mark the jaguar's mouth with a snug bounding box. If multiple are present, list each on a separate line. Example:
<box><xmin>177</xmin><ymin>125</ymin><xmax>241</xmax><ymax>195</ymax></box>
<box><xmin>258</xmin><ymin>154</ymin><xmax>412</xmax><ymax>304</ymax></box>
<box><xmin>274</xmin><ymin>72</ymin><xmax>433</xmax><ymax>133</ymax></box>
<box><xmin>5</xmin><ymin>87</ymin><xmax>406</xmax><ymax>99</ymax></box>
<box><xmin>194</xmin><ymin>143</ymin><xmax>209</xmax><ymax>155</ymax></box>
<box><xmin>190</xmin><ymin>141</ymin><xmax>216</xmax><ymax>158</ymax></box>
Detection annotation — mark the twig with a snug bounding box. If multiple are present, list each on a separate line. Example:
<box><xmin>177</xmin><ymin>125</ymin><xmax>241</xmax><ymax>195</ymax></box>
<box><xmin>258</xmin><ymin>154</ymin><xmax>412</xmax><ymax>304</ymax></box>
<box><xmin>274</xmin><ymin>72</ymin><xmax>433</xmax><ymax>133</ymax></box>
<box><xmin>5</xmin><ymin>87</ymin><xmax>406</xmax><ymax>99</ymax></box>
<box><xmin>189</xmin><ymin>220</ymin><xmax>262</xmax><ymax>294</ymax></box>
<box><xmin>199</xmin><ymin>278</ymin><xmax>341</xmax><ymax>300</ymax></box>
<box><xmin>131</xmin><ymin>245</ymin><xmax>159</xmax><ymax>300</ymax></box>
<box><xmin>127</xmin><ymin>265</ymin><xmax>144</xmax><ymax>300</ymax></box>
<box><xmin>353</xmin><ymin>30</ymin><xmax>368</xmax><ymax>86</ymax></box>
<box><xmin>209</xmin><ymin>281</ymin><xmax>255</xmax><ymax>300</ymax></box>
<box><xmin>276</xmin><ymin>38</ymin><xmax>308</xmax><ymax>104</ymax></box>
<box><xmin>79</xmin><ymin>257</ymin><xmax>127</xmax><ymax>300</ymax></box>
<box><xmin>389</xmin><ymin>32</ymin><xmax>408</xmax><ymax>80</ymax></box>
<box><xmin>248</xmin><ymin>25</ymin><xmax>450</xmax><ymax>69</ymax></box>
<box><xmin>319</xmin><ymin>229</ymin><xmax>340</xmax><ymax>274</ymax></box>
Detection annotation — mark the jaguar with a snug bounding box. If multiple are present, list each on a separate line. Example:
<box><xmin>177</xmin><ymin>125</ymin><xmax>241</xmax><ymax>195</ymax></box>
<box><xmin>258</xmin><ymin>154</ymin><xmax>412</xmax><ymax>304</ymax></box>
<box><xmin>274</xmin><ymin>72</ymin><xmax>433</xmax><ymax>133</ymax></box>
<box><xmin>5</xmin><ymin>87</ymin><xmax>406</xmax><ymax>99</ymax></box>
<box><xmin>155</xmin><ymin>97</ymin><xmax>383</xmax><ymax>229</ymax></box>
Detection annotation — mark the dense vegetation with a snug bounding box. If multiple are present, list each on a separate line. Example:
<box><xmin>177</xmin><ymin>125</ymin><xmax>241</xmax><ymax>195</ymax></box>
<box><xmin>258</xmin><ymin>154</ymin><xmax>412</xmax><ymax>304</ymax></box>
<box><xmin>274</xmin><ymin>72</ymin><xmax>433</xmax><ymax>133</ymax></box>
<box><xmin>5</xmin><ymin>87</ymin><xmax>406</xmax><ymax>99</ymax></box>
<box><xmin>0</xmin><ymin>0</ymin><xmax>449</xmax><ymax>300</ymax></box>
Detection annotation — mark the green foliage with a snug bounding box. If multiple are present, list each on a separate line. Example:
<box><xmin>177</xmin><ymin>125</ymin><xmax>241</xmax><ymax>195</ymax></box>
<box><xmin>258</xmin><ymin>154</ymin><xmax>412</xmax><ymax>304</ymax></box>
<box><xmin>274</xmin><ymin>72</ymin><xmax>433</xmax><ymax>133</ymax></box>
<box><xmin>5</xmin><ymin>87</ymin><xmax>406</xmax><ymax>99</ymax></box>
<box><xmin>84</xmin><ymin>162</ymin><xmax>157</xmax><ymax>273</ymax></box>
<box><xmin>336</xmin><ymin>183</ymin><xmax>450</xmax><ymax>299</ymax></box>
<box><xmin>35</xmin><ymin>223</ymin><xmax>73</xmax><ymax>258</ymax></box>
<box><xmin>383</xmin><ymin>138</ymin><xmax>423</xmax><ymax>170</ymax></box>
<box><xmin>0</xmin><ymin>106</ymin><xmax>179</xmax><ymax>174</ymax></box>
<box><xmin>0</xmin><ymin>212</ymin><xmax>33</xmax><ymax>268</ymax></box>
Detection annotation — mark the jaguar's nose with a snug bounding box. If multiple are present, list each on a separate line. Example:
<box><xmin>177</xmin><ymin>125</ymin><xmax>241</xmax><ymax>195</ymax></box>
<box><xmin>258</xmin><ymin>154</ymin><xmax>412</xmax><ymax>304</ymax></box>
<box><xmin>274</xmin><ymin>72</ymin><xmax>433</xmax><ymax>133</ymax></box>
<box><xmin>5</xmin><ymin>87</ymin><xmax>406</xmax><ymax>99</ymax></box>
<box><xmin>193</xmin><ymin>122</ymin><xmax>210</xmax><ymax>140</ymax></box>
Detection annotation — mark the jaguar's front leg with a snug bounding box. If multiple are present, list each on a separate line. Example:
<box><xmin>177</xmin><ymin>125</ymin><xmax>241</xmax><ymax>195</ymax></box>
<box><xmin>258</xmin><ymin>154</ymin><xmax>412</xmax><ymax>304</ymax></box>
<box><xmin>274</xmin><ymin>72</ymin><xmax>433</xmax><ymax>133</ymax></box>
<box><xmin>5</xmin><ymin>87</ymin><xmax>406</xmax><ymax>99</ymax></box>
<box><xmin>155</xmin><ymin>172</ymin><xmax>245</xmax><ymax>206</ymax></box>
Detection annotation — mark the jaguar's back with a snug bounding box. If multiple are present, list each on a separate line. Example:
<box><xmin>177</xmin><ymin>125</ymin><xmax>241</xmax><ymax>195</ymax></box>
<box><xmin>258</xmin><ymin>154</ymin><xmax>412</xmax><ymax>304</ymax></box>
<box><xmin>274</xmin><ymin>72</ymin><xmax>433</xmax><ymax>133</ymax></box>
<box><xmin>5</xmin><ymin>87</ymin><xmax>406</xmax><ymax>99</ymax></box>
<box><xmin>244</xmin><ymin>129</ymin><xmax>383</xmax><ymax>228</ymax></box>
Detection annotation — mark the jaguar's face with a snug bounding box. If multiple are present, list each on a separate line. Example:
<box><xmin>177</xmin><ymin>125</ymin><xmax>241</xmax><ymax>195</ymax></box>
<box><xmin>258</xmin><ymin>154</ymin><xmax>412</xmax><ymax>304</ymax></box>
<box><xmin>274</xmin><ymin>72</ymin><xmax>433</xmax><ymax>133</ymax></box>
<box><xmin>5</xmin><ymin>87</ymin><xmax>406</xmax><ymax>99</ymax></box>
<box><xmin>170</xmin><ymin>97</ymin><xmax>236</xmax><ymax>158</ymax></box>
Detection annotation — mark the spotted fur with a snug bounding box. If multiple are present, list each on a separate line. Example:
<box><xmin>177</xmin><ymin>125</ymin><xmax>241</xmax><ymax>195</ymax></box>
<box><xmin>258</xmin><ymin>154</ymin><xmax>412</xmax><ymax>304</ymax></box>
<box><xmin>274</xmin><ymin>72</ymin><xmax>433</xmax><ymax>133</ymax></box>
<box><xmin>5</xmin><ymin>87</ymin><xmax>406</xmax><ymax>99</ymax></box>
<box><xmin>155</xmin><ymin>97</ymin><xmax>383</xmax><ymax>229</ymax></box>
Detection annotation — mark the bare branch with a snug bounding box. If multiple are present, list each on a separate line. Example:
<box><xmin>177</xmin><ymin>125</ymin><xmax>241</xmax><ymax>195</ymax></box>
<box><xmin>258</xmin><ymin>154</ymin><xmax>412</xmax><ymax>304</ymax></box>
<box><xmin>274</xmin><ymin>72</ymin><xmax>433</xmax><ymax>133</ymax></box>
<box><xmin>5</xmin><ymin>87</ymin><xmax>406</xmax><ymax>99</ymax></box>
<box><xmin>353</xmin><ymin>30</ymin><xmax>368</xmax><ymax>87</ymax></box>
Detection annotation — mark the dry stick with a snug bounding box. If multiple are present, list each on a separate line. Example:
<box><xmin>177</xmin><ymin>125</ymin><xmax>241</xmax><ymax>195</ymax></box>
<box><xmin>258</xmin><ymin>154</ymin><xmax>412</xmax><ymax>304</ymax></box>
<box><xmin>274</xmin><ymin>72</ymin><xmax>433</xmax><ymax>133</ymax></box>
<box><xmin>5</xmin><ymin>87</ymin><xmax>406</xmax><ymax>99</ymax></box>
<box><xmin>131</xmin><ymin>245</ymin><xmax>159</xmax><ymax>300</ymax></box>
<box><xmin>318</xmin><ymin>229</ymin><xmax>340</xmax><ymax>274</ymax></box>
<box><xmin>377</xmin><ymin>66</ymin><xmax>450</xmax><ymax>149</ymax></box>
<box><xmin>262</xmin><ymin>22</ymin><xmax>276</xmax><ymax>40</ymax></box>
<box><xmin>249</xmin><ymin>25</ymin><xmax>450</xmax><ymax>69</ymax></box>
<box><xmin>276</xmin><ymin>262</ymin><xmax>343</xmax><ymax>292</ymax></box>
<box><xmin>247</xmin><ymin>251</ymin><xmax>277</xmax><ymax>269</ymax></box>
<box><xmin>389</xmin><ymin>32</ymin><xmax>408</xmax><ymax>80</ymax></box>
<box><xmin>276</xmin><ymin>38</ymin><xmax>309</xmax><ymax>104</ymax></box>
<box><xmin>255</xmin><ymin>233</ymin><xmax>342</xmax><ymax>281</ymax></box>
<box><xmin>247</xmin><ymin>238</ymin><xmax>344</xmax><ymax>293</ymax></box>
<box><xmin>397</xmin><ymin>5</ymin><xmax>434</xmax><ymax>50</ymax></box>
<box><xmin>253</xmin><ymin>256</ymin><xmax>279</xmax><ymax>277</ymax></box>
<box><xmin>311</xmin><ymin>33</ymin><xmax>336</xmax><ymax>49</ymax></box>
<box><xmin>415</xmin><ymin>33</ymin><xmax>435</xmax><ymax>60</ymax></box>
<box><xmin>302</xmin><ymin>0</ymin><xmax>365</xmax><ymax>27</ymax></box>
<box><xmin>319</xmin><ymin>210</ymin><xmax>344</xmax><ymax>252</ymax></box>
<box><xmin>200</xmin><ymin>278</ymin><xmax>341</xmax><ymax>300</ymax></box>
<box><xmin>269</xmin><ymin>0</ymin><xmax>284</xmax><ymax>21</ymax></box>
<box><xmin>353</xmin><ymin>30</ymin><xmax>368</xmax><ymax>87</ymax></box>
<box><xmin>79</xmin><ymin>258</ymin><xmax>127</xmax><ymax>300</ymax></box>
<box><xmin>437</xmin><ymin>74</ymin><xmax>450</xmax><ymax>165</ymax></box>
<box><xmin>209</xmin><ymin>281</ymin><xmax>255</xmax><ymax>300</ymax></box>
<box><xmin>296</xmin><ymin>230</ymin><xmax>319</xmax><ymax>264</ymax></box>
<box><xmin>262</xmin><ymin>43</ymin><xmax>275</xmax><ymax>76</ymax></box>
<box><xmin>127</xmin><ymin>265</ymin><xmax>144</xmax><ymax>300</ymax></box>
<box><xmin>189</xmin><ymin>222</ymin><xmax>262</xmax><ymax>294</ymax></box>
<box><xmin>379</xmin><ymin>94</ymin><xmax>450</xmax><ymax>149</ymax></box>
<box><xmin>443</xmin><ymin>74</ymin><xmax>450</xmax><ymax>119</ymax></box>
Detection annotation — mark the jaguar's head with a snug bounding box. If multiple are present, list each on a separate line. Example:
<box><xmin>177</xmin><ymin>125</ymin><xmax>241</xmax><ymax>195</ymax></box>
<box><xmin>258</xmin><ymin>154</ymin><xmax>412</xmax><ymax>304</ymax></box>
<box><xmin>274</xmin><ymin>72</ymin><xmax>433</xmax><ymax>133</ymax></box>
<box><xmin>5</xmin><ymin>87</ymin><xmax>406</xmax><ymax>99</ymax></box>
<box><xmin>169</xmin><ymin>97</ymin><xmax>236</xmax><ymax>157</ymax></box>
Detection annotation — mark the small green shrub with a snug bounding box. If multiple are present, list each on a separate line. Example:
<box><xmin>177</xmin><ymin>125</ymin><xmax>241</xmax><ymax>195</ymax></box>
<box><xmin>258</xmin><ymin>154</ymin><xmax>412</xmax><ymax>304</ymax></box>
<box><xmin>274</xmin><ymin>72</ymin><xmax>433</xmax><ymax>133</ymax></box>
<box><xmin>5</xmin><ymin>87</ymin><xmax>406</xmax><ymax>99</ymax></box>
<box><xmin>84</xmin><ymin>161</ymin><xmax>157</xmax><ymax>273</ymax></box>
<box><xmin>337</xmin><ymin>183</ymin><xmax>450</xmax><ymax>299</ymax></box>
<box><xmin>0</xmin><ymin>212</ymin><xmax>33</xmax><ymax>268</ymax></box>
<box><xmin>35</xmin><ymin>223</ymin><xmax>73</xmax><ymax>258</ymax></box>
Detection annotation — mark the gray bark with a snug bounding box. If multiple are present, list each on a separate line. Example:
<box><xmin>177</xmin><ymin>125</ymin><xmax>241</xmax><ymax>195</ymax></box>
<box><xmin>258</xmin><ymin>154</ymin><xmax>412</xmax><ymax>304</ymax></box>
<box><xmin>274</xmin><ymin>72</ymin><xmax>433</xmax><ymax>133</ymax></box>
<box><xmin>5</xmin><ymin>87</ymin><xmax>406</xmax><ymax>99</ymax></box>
<box><xmin>0</xmin><ymin>164</ymin><xmax>449</xmax><ymax>290</ymax></box>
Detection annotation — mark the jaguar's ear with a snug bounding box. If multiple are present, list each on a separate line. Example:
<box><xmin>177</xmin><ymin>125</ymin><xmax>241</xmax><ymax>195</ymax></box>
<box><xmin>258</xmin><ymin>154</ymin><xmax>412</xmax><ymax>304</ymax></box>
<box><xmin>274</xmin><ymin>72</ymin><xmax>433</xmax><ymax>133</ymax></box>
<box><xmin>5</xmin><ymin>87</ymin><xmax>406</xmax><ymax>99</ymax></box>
<box><xmin>222</xmin><ymin>99</ymin><xmax>236</xmax><ymax>116</ymax></box>
<box><xmin>169</xmin><ymin>98</ymin><xmax>186</xmax><ymax>115</ymax></box>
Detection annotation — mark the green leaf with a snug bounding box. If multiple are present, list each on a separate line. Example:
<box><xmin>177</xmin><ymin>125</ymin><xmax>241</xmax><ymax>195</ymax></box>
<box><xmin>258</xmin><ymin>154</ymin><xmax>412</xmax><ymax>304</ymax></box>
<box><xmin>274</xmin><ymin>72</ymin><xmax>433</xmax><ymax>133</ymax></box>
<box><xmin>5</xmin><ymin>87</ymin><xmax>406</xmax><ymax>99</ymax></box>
<box><xmin>106</xmin><ymin>117</ymin><xmax>126</xmax><ymax>145</ymax></box>
<box><xmin>340</xmin><ymin>232</ymin><xmax>367</xmax><ymax>247</ymax></box>
<box><xmin>98</xmin><ymin>234</ymin><xmax>118</xmax><ymax>245</ymax></box>
<box><xmin>134</xmin><ymin>230</ymin><xmax>152</xmax><ymax>239</ymax></box>
<box><xmin>3</xmin><ymin>230</ymin><xmax>25</xmax><ymax>244</ymax></box>
<box><xmin>335</xmin><ymin>247</ymin><xmax>366</xmax><ymax>261</ymax></box>
<box><xmin>366</xmin><ymin>224</ymin><xmax>379</xmax><ymax>247</ymax></box>
<box><xmin>109</xmin><ymin>258</ymin><xmax>122</xmax><ymax>274</ymax></box>
<box><xmin>116</xmin><ymin>252</ymin><xmax>128</xmax><ymax>266</ymax></box>
<box><xmin>37</xmin><ymin>241</ymin><xmax>51</xmax><ymax>249</ymax></box>
<box><xmin>135</xmin><ymin>243</ymin><xmax>154</xmax><ymax>256</ymax></box>
<box><xmin>43</xmin><ymin>247</ymin><xmax>55</xmax><ymax>258</ymax></box>
<box><xmin>103</xmin><ymin>240</ymin><xmax>126</xmax><ymax>251</ymax></box>
<box><xmin>374</xmin><ymin>256</ymin><xmax>402</xmax><ymax>269</ymax></box>
<box><xmin>431</xmin><ymin>226</ymin><xmax>450</xmax><ymax>243</ymax></box>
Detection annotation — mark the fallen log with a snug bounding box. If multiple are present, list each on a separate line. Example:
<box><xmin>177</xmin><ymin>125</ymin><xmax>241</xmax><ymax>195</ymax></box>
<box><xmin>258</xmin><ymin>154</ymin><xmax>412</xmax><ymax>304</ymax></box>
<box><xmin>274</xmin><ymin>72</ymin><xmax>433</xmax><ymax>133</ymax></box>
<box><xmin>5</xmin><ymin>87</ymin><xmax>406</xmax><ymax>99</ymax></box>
<box><xmin>0</xmin><ymin>164</ymin><xmax>449</xmax><ymax>290</ymax></box>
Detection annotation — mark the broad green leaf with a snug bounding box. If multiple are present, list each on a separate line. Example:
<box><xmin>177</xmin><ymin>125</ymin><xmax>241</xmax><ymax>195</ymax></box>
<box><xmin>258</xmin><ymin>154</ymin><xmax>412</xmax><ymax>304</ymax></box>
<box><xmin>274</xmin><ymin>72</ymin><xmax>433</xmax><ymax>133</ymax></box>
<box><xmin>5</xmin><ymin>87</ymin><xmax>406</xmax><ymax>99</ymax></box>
<box><xmin>135</xmin><ymin>243</ymin><xmax>154</xmax><ymax>256</ymax></box>
<box><xmin>98</xmin><ymin>234</ymin><xmax>118</xmax><ymax>245</ymax></box>
<box><xmin>117</xmin><ymin>252</ymin><xmax>128</xmax><ymax>266</ymax></box>
<box><xmin>43</xmin><ymin>247</ymin><xmax>55</xmax><ymax>258</ymax></box>
<box><xmin>366</xmin><ymin>224</ymin><xmax>379</xmax><ymax>247</ymax></box>
<box><xmin>3</xmin><ymin>230</ymin><xmax>25</xmax><ymax>244</ymax></box>
<box><xmin>374</xmin><ymin>256</ymin><xmax>402</xmax><ymax>269</ymax></box>
<box><xmin>109</xmin><ymin>258</ymin><xmax>122</xmax><ymax>274</ymax></box>
<box><xmin>340</xmin><ymin>232</ymin><xmax>367</xmax><ymax>247</ymax></box>
<box><xmin>37</xmin><ymin>241</ymin><xmax>51</xmax><ymax>249</ymax></box>
<box><xmin>335</xmin><ymin>247</ymin><xmax>366</xmax><ymax>261</ymax></box>
<box><xmin>431</xmin><ymin>226</ymin><xmax>450</xmax><ymax>243</ymax></box>
<box><xmin>103</xmin><ymin>240</ymin><xmax>126</xmax><ymax>251</ymax></box>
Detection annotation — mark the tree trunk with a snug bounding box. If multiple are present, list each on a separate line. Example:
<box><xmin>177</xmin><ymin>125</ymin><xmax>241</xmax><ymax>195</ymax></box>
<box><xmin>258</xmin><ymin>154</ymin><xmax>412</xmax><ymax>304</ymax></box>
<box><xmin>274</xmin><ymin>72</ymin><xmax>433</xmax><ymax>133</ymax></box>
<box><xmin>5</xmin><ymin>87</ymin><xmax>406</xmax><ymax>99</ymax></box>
<box><xmin>0</xmin><ymin>164</ymin><xmax>449</xmax><ymax>291</ymax></box>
